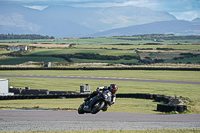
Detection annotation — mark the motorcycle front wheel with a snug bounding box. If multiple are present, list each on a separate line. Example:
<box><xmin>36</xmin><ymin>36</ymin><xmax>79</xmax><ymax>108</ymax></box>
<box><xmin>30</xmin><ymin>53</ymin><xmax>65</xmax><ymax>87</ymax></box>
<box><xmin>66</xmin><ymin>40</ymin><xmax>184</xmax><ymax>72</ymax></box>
<box><xmin>91</xmin><ymin>101</ymin><xmax>105</xmax><ymax>114</ymax></box>
<box><xmin>78</xmin><ymin>104</ymin><xmax>85</xmax><ymax>114</ymax></box>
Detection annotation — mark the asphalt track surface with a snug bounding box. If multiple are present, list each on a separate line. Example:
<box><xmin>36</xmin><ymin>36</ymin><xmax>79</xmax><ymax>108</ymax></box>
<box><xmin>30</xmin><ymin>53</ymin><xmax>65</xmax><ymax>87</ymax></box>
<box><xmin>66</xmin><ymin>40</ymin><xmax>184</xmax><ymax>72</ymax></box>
<box><xmin>0</xmin><ymin>75</ymin><xmax>200</xmax><ymax>85</ymax></box>
<box><xmin>0</xmin><ymin>110</ymin><xmax>200</xmax><ymax>131</ymax></box>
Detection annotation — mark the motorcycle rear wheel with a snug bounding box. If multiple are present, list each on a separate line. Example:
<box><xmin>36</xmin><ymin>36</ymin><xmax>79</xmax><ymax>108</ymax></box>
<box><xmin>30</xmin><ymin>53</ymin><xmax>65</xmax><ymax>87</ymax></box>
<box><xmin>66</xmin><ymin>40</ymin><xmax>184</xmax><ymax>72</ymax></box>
<box><xmin>91</xmin><ymin>101</ymin><xmax>105</xmax><ymax>114</ymax></box>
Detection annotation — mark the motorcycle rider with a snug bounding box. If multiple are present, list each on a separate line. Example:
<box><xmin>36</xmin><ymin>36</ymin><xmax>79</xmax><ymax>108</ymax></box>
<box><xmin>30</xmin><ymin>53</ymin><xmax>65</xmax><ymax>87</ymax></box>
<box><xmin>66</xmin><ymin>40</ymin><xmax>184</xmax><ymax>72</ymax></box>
<box><xmin>84</xmin><ymin>84</ymin><xmax>118</xmax><ymax>111</ymax></box>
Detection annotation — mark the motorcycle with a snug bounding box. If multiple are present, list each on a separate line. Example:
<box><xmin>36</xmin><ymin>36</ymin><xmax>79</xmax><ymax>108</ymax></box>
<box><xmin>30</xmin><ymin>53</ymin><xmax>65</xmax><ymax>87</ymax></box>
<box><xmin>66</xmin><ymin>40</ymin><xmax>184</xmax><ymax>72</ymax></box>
<box><xmin>78</xmin><ymin>91</ymin><xmax>111</xmax><ymax>114</ymax></box>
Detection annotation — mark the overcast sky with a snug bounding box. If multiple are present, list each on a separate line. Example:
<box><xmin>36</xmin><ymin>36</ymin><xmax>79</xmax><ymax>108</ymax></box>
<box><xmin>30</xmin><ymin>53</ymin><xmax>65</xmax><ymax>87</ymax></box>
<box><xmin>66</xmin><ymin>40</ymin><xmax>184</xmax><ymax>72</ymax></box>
<box><xmin>1</xmin><ymin>0</ymin><xmax>200</xmax><ymax>21</ymax></box>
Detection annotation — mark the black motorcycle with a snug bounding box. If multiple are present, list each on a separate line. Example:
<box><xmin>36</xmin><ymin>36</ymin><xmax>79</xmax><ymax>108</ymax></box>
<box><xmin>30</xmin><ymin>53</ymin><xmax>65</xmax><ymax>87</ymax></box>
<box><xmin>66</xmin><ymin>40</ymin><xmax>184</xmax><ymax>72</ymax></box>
<box><xmin>78</xmin><ymin>93</ymin><xmax>110</xmax><ymax>114</ymax></box>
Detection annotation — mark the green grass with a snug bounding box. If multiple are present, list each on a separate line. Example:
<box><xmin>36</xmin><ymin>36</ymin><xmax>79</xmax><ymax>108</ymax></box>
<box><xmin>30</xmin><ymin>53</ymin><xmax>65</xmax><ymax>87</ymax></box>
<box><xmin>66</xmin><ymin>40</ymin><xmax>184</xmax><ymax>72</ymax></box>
<box><xmin>0</xmin><ymin>98</ymin><xmax>159</xmax><ymax>114</ymax></box>
<box><xmin>0</xmin><ymin>70</ymin><xmax>199</xmax><ymax>100</ymax></box>
<box><xmin>75</xmin><ymin>44</ymin><xmax>200</xmax><ymax>50</ymax></box>
<box><xmin>0</xmin><ymin>35</ymin><xmax>200</xmax><ymax>45</ymax></box>
<box><xmin>137</xmin><ymin>50</ymin><xmax>200</xmax><ymax>63</ymax></box>
<box><xmin>71</xmin><ymin>58</ymin><xmax>139</xmax><ymax>64</ymax></box>
<box><xmin>75</xmin><ymin>44</ymin><xmax>164</xmax><ymax>49</ymax></box>
<box><xmin>0</xmin><ymin>70</ymin><xmax>199</xmax><ymax>82</ymax></box>
<box><xmin>2</xmin><ymin>77</ymin><xmax>198</xmax><ymax>100</ymax></box>
<box><xmin>165</xmin><ymin>44</ymin><xmax>200</xmax><ymax>50</ymax></box>
<box><xmin>166</xmin><ymin>56</ymin><xmax>200</xmax><ymax>63</ymax></box>
<box><xmin>0</xmin><ymin>57</ymin><xmax>67</xmax><ymax>65</ymax></box>
<box><xmin>24</xmin><ymin>49</ymin><xmax>137</xmax><ymax>56</ymax></box>
<box><xmin>0</xmin><ymin>50</ymin><xmax>11</xmax><ymax>54</ymax></box>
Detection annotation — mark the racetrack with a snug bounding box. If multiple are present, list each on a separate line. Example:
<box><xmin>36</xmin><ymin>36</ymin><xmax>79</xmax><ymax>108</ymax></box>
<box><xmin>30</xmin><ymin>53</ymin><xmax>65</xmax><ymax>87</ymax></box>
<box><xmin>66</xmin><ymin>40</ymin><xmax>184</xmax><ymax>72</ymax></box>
<box><xmin>0</xmin><ymin>74</ymin><xmax>199</xmax><ymax>131</ymax></box>
<box><xmin>0</xmin><ymin>75</ymin><xmax>200</xmax><ymax>85</ymax></box>
<box><xmin>0</xmin><ymin>110</ymin><xmax>200</xmax><ymax>131</ymax></box>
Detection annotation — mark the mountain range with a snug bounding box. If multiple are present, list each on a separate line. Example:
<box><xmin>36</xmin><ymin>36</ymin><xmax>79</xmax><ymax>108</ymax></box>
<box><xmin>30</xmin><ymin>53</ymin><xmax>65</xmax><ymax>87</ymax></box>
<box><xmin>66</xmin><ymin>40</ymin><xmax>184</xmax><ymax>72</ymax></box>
<box><xmin>90</xmin><ymin>20</ymin><xmax>200</xmax><ymax>37</ymax></box>
<box><xmin>0</xmin><ymin>2</ymin><xmax>199</xmax><ymax>38</ymax></box>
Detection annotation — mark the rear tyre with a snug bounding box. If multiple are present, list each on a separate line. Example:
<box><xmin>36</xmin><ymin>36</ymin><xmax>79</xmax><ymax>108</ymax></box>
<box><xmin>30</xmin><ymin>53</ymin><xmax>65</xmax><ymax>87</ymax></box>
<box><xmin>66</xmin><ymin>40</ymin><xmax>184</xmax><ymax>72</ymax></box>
<box><xmin>91</xmin><ymin>101</ymin><xmax>105</xmax><ymax>114</ymax></box>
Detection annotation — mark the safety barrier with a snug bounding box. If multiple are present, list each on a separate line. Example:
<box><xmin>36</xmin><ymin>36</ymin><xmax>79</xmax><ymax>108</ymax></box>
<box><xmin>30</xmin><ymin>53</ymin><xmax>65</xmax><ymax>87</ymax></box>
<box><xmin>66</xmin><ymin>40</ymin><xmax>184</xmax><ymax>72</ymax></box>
<box><xmin>0</xmin><ymin>67</ymin><xmax>199</xmax><ymax>71</ymax></box>
<box><xmin>0</xmin><ymin>92</ymin><xmax>187</xmax><ymax>113</ymax></box>
<box><xmin>157</xmin><ymin>104</ymin><xmax>187</xmax><ymax>113</ymax></box>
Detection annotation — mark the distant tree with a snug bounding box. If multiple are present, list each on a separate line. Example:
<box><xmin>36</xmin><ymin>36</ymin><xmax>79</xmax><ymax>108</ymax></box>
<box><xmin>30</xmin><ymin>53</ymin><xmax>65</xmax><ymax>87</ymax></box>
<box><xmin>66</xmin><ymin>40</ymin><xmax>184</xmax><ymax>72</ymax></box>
<box><xmin>0</xmin><ymin>34</ymin><xmax>55</xmax><ymax>40</ymax></box>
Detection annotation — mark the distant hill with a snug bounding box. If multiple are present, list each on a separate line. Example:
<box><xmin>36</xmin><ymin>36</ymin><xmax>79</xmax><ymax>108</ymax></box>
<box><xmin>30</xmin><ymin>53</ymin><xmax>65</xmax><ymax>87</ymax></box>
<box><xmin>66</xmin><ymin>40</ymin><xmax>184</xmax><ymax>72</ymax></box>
<box><xmin>0</xmin><ymin>2</ymin><xmax>96</xmax><ymax>38</ymax></box>
<box><xmin>89</xmin><ymin>20</ymin><xmax>200</xmax><ymax>37</ymax></box>
<box><xmin>192</xmin><ymin>17</ymin><xmax>200</xmax><ymax>22</ymax></box>
<box><xmin>0</xmin><ymin>2</ymin><xmax>178</xmax><ymax>38</ymax></box>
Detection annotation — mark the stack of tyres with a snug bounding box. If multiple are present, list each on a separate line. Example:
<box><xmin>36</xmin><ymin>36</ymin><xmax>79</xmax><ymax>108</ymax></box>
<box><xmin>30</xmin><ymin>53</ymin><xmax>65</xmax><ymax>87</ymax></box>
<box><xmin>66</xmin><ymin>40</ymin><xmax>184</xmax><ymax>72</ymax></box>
<box><xmin>0</xmin><ymin>96</ymin><xmax>7</xmax><ymax>100</ymax></box>
<box><xmin>162</xmin><ymin>104</ymin><xmax>167</xmax><ymax>112</ymax></box>
<box><xmin>131</xmin><ymin>93</ymin><xmax>137</xmax><ymax>98</ymax></box>
<box><xmin>154</xmin><ymin>95</ymin><xmax>165</xmax><ymax>102</ymax></box>
<box><xmin>169</xmin><ymin>104</ymin><xmax>177</xmax><ymax>112</ymax></box>
<box><xmin>146</xmin><ymin>94</ymin><xmax>153</xmax><ymax>99</ymax></box>
<box><xmin>136</xmin><ymin>93</ymin><xmax>143</xmax><ymax>98</ymax></box>
<box><xmin>163</xmin><ymin>97</ymin><xmax>170</xmax><ymax>104</ymax></box>
<box><xmin>177</xmin><ymin>105</ymin><xmax>184</xmax><ymax>113</ymax></box>
<box><xmin>157</xmin><ymin>104</ymin><xmax>162</xmax><ymax>111</ymax></box>
<box><xmin>157</xmin><ymin>104</ymin><xmax>164</xmax><ymax>112</ymax></box>
<box><xmin>141</xmin><ymin>94</ymin><xmax>147</xmax><ymax>99</ymax></box>
<box><xmin>157</xmin><ymin>104</ymin><xmax>187</xmax><ymax>113</ymax></box>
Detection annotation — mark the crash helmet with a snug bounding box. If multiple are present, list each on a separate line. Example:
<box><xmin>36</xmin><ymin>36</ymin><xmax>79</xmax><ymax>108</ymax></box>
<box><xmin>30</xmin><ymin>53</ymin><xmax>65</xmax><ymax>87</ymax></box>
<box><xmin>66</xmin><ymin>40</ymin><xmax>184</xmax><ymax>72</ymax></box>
<box><xmin>110</xmin><ymin>84</ymin><xmax>118</xmax><ymax>94</ymax></box>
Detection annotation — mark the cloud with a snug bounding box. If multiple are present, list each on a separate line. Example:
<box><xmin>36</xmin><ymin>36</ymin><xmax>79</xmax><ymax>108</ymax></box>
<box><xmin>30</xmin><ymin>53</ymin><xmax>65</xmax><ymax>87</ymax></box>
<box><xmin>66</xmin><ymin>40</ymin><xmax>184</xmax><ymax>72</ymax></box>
<box><xmin>23</xmin><ymin>5</ymin><xmax>49</xmax><ymax>10</ymax></box>
<box><xmin>71</xmin><ymin>0</ymin><xmax>159</xmax><ymax>8</ymax></box>
<box><xmin>170</xmin><ymin>10</ymin><xmax>200</xmax><ymax>21</ymax></box>
<box><xmin>1</xmin><ymin>0</ymin><xmax>199</xmax><ymax>20</ymax></box>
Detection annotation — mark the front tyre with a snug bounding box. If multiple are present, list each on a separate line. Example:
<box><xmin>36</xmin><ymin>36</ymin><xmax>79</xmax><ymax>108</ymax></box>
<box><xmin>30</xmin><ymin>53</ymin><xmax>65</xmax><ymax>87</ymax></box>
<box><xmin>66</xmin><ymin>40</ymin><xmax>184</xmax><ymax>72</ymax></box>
<box><xmin>78</xmin><ymin>104</ymin><xmax>85</xmax><ymax>114</ymax></box>
<box><xmin>91</xmin><ymin>101</ymin><xmax>105</xmax><ymax>114</ymax></box>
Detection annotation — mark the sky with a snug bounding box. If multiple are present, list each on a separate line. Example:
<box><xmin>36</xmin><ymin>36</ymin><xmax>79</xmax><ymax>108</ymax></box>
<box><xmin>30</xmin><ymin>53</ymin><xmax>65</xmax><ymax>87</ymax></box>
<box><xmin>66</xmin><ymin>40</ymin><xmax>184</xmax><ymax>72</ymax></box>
<box><xmin>1</xmin><ymin>0</ymin><xmax>200</xmax><ymax>21</ymax></box>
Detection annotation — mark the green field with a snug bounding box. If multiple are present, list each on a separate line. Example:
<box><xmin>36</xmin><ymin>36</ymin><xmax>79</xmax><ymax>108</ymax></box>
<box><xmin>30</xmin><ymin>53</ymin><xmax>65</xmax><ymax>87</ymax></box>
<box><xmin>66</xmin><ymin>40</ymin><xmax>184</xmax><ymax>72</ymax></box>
<box><xmin>0</xmin><ymin>35</ymin><xmax>200</xmax><ymax>66</ymax></box>
<box><xmin>24</xmin><ymin>49</ymin><xmax>137</xmax><ymax>56</ymax></box>
<box><xmin>166</xmin><ymin>56</ymin><xmax>200</xmax><ymax>63</ymax></box>
<box><xmin>71</xmin><ymin>58</ymin><xmax>139</xmax><ymax>64</ymax></box>
<box><xmin>0</xmin><ymin>98</ymin><xmax>159</xmax><ymax>114</ymax></box>
<box><xmin>0</xmin><ymin>57</ymin><xmax>67</xmax><ymax>65</ymax></box>
<box><xmin>1</xmin><ymin>35</ymin><xmax>200</xmax><ymax>45</ymax></box>
<box><xmin>1</xmin><ymin>70</ymin><xmax>199</xmax><ymax>82</ymax></box>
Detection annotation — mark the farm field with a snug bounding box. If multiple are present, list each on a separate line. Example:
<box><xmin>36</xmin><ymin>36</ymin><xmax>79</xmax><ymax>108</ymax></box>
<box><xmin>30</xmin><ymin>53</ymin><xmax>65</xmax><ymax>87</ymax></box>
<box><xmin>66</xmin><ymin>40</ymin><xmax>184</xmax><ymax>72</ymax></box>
<box><xmin>0</xmin><ymin>57</ymin><xmax>67</xmax><ymax>65</ymax></box>
<box><xmin>24</xmin><ymin>49</ymin><xmax>137</xmax><ymax>56</ymax></box>
<box><xmin>71</xmin><ymin>58</ymin><xmax>139</xmax><ymax>64</ymax></box>
<box><xmin>0</xmin><ymin>34</ymin><xmax>199</xmax><ymax>67</ymax></box>
<box><xmin>1</xmin><ymin>34</ymin><xmax>200</xmax><ymax>45</ymax></box>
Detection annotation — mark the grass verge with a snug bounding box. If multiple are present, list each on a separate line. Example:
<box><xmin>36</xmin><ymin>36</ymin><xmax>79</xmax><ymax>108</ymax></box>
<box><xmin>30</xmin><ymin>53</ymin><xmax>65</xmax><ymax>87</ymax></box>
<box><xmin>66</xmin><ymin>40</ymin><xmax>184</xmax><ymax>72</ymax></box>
<box><xmin>0</xmin><ymin>70</ymin><xmax>199</xmax><ymax>82</ymax></box>
<box><xmin>0</xmin><ymin>98</ymin><xmax>160</xmax><ymax>114</ymax></box>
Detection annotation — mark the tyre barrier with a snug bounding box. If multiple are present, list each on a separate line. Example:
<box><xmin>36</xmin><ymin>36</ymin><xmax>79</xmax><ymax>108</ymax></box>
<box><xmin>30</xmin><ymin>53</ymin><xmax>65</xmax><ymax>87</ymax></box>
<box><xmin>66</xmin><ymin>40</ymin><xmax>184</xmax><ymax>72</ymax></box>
<box><xmin>157</xmin><ymin>104</ymin><xmax>187</xmax><ymax>113</ymax></box>
<box><xmin>0</xmin><ymin>94</ymin><xmax>89</xmax><ymax>100</ymax></box>
<box><xmin>0</xmin><ymin>93</ymin><xmax>187</xmax><ymax>113</ymax></box>
<box><xmin>116</xmin><ymin>93</ymin><xmax>154</xmax><ymax>99</ymax></box>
